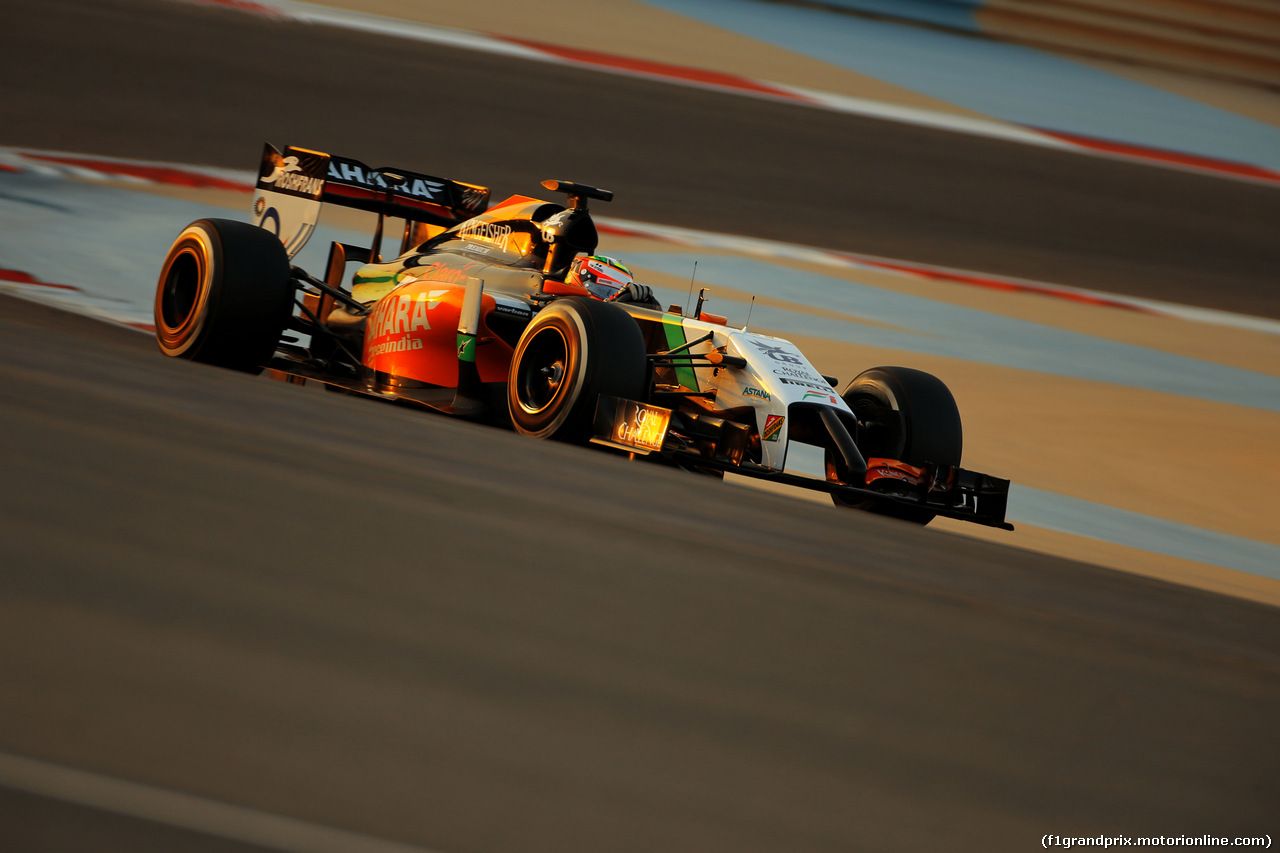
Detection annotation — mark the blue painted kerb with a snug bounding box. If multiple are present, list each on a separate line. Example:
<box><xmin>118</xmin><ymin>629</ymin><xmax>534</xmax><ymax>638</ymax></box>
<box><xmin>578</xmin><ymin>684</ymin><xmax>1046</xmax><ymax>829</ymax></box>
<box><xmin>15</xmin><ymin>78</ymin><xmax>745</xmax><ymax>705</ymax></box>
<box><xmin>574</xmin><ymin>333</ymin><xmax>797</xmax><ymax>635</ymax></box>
<box><xmin>782</xmin><ymin>0</ymin><xmax>983</xmax><ymax>32</ymax></box>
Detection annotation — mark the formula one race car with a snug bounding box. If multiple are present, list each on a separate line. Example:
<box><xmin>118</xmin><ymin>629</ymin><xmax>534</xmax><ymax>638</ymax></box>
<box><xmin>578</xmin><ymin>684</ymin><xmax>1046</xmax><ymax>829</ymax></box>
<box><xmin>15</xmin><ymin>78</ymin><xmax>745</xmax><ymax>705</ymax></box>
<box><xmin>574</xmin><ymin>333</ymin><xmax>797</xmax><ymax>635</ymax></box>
<box><xmin>155</xmin><ymin>144</ymin><xmax>1012</xmax><ymax>529</ymax></box>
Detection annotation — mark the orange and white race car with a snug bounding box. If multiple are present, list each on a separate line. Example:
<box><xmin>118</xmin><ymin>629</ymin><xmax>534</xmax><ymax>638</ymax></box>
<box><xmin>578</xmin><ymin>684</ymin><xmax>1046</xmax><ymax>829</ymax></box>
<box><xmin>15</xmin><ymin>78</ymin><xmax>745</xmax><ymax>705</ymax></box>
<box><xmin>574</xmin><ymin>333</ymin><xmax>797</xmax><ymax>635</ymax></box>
<box><xmin>155</xmin><ymin>144</ymin><xmax>1011</xmax><ymax>529</ymax></box>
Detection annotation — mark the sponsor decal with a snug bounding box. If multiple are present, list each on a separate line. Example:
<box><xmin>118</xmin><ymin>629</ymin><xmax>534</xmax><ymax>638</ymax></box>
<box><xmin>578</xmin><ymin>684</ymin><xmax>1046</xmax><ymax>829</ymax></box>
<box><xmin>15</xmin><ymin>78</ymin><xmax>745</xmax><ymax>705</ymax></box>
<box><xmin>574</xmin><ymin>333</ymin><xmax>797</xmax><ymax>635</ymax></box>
<box><xmin>540</xmin><ymin>208</ymin><xmax>573</xmax><ymax>234</ymax></box>
<box><xmin>867</xmin><ymin>465</ymin><xmax>922</xmax><ymax>486</ymax></box>
<box><xmin>402</xmin><ymin>258</ymin><xmax>471</xmax><ymax>284</ymax></box>
<box><xmin>328</xmin><ymin>157</ymin><xmax>446</xmax><ymax>202</ymax></box>
<box><xmin>367</xmin><ymin>289</ymin><xmax>450</xmax><ymax>339</ymax></box>
<box><xmin>615</xmin><ymin>402</ymin><xmax>670</xmax><ymax>452</ymax></box>
<box><xmin>772</xmin><ymin>365</ymin><xmax>826</xmax><ymax>383</ymax></box>
<box><xmin>762</xmin><ymin>414</ymin><xmax>784</xmax><ymax>442</ymax></box>
<box><xmin>779</xmin><ymin>376</ymin><xmax>830</xmax><ymax>391</ymax></box>
<box><xmin>865</xmin><ymin>458</ymin><xmax>927</xmax><ymax>487</ymax></box>
<box><xmin>457</xmin><ymin>219</ymin><xmax>513</xmax><ymax>251</ymax></box>
<box><xmin>367</xmin><ymin>336</ymin><xmax>426</xmax><ymax>359</ymax></box>
<box><xmin>456</xmin><ymin>334</ymin><xmax>477</xmax><ymax>362</ymax></box>
<box><xmin>594</xmin><ymin>396</ymin><xmax>671</xmax><ymax>453</ymax></box>
<box><xmin>743</xmin><ymin>386</ymin><xmax>771</xmax><ymax>402</ymax></box>
<box><xmin>751</xmin><ymin>340</ymin><xmax>804</xmax><ymax>365</ymax></box>
<box><xmin>492</xmin><ymin>302</ymin><xmax>532</xmax><ymax>319</ymax></box>
<box><xmin>261</xmin><ymin>156</ymin><xmax>322</xmax><ymax>196</ymax></box>
<box><xmin>269</xmin><ymin>165</ymin><xmax>323</xmax><ymax>195</ymax></box>
<box><xmin>461</xmin><ymin>243</ymin><xmax>491</xmax><ymax>255</ymax></box>
<box><xmin>258</xmin><ymin>146</ymin><xmax>327</xmax><ymax>199</ymax></box>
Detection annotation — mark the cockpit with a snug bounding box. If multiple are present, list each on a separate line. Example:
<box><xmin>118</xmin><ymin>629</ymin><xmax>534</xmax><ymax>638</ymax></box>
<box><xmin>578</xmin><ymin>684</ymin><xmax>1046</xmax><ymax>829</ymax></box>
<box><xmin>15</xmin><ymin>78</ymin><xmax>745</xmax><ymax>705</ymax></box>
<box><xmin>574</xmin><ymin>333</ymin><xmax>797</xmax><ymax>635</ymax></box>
<box><xmin>416</xmin><ymin>197</ymin><xmax>564</xmax><ymax>270</ymax></box>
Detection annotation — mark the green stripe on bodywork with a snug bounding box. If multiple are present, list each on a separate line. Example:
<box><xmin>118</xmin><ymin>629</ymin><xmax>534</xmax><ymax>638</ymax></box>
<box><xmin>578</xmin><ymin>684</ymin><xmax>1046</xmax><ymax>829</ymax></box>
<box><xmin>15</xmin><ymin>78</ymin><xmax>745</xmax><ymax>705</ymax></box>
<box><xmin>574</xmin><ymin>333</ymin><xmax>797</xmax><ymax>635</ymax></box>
<box><xmin>456</xmin><ymin>333</ymin><xmax>477</xmax><ymax>363</ymax></box>
<box><xmin>660</xmin><ymin>318</ymin><xmax>698</xmax><ymax>391</ymax></box>
<box><xmin>352</xmin><ymin>272</ymin><xmax>398</xmax><ymax>285</ymax></box>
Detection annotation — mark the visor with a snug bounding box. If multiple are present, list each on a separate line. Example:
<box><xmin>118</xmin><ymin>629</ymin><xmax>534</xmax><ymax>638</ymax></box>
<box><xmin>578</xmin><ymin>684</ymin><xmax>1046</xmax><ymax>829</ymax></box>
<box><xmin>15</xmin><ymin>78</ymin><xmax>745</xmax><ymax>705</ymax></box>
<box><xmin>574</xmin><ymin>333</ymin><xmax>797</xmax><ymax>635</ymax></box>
<box><xmin>584</xmin><ymin>280</ymin><xmax>624</xmax><ymax>300</ymax></box>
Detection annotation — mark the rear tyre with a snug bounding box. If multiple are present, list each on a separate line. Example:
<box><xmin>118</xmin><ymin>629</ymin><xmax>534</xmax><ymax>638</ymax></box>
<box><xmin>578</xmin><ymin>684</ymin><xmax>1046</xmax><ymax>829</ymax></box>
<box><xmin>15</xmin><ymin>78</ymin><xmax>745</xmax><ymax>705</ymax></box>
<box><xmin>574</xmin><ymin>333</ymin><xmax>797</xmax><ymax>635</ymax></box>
<box><xmin>835</xmin><ymin>366</ymin><xmax>963</xmax><ymax>524</ymax></box>
<box><xmin>154</xmin><ymin>218</ymin><xmax>294</xmax><ymax>374</ymax></box>
<box><xmin>508</xmin><ymin>297</ymin><xmax>648</xmax><ymax>442</ymax></box>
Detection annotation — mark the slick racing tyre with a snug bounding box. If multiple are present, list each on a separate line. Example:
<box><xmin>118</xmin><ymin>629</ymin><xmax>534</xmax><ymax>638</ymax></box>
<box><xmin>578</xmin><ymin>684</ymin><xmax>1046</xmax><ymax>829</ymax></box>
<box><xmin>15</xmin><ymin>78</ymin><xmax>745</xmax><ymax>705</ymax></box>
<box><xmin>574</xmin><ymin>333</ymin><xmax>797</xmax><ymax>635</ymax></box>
<box><xmin>836</xmin><ymin>366</ymin><xmax>963</xmax><ymax>525</ymax></box>
<box><xmin>508</xmin><ymin>297</ymin><xmax>648</xmax><ymax>442</ymax></box>
<box><xmin>154</xmin><ymin>218</ymin><xmax>294</xmax><ymax>374</ymax></box>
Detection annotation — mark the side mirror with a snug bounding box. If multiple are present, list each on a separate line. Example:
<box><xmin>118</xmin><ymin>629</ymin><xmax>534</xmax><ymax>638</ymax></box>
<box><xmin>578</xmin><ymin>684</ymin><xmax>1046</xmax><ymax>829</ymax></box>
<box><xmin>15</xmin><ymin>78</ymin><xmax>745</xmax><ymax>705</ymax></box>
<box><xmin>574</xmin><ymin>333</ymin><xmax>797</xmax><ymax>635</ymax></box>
<box><xmin>540</xmin><ymin>179</ymin><xmax>613</xmax><ymax>212</ymax></box>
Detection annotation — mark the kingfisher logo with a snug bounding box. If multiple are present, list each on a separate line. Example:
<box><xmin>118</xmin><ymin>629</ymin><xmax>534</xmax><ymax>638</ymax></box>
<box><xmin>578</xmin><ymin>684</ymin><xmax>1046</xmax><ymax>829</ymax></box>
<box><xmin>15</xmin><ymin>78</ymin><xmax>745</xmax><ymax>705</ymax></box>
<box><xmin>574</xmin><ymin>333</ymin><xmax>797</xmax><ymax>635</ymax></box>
<box><xmin>457</xmin><ymin>219</ymin><xmax>513</xmax><ymax>251</ymax></box>
<box><xmin>762</xmin><ymin>414</ymin><xmax>784</xmax><ymax>442</ymax></box>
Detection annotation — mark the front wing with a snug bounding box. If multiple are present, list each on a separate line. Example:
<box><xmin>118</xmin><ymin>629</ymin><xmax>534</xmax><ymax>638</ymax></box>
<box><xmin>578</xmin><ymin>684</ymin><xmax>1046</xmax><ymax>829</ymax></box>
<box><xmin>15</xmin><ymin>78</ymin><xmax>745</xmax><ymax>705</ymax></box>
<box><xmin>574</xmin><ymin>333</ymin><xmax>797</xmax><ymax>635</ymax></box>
<box><xmin>591</xmin><ymin>395</ymin><xmax>1013</xmax><ymax>530</ymax></box>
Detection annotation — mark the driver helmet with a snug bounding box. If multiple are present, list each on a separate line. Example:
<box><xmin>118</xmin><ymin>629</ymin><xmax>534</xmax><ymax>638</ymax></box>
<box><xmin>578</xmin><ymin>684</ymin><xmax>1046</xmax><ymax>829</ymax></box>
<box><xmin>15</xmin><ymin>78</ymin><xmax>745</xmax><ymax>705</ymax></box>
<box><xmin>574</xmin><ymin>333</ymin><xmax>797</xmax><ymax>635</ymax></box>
<box><xmin>566</xmin><ymin>254</ymin><xmax>635</xmax><ymax>301</ymax></box>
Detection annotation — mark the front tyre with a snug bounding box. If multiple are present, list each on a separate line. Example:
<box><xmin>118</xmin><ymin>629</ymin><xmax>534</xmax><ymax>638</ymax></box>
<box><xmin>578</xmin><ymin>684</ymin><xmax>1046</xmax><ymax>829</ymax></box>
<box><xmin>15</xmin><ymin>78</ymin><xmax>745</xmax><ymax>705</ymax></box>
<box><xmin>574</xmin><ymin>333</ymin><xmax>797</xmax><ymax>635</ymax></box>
<box><xmin>835</xmin><ymin>366</ymin><xmax>963</xmax><ymax>524</ymax></box>
<box><xmin>508</xmin><ymin>297</ymin><xmax>648</xmax><ymax>442</ymax></box>
<box><xmin>154</xmin><ymin>218</ymin><xmax>294</xmax><ymax>374</ymax></box>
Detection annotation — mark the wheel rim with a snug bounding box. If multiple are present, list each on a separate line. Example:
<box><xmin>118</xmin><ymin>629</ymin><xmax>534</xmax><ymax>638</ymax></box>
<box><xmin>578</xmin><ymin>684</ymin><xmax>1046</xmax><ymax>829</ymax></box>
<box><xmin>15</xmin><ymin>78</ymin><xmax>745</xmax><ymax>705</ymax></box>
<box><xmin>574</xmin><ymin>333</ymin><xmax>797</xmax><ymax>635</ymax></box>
<box><xmin>515</xmin><ymin>325</ymin><xmax>570</xmax><ymax>415</ymax></box>
<box><xmin>158</xmin><ymin>245</ymin><xmax>203</xmax><ymax>338</ymax></box>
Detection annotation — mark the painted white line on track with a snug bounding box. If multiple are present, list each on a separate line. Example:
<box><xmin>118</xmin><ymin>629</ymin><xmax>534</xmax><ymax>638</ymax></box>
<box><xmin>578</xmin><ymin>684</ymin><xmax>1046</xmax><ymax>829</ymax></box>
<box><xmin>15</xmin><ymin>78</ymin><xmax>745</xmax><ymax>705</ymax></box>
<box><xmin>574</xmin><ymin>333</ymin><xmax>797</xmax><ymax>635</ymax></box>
<box><xmin>4</xmin><ymin>149</ymin><xmax>1278</xmax><ymax>588</ymax></box>
<box><xmin>4</xmin><ymin>145</ymin><xmax>1279</xmax><ymax>337</ymax></box>
<box><xmin>225</xmin><ymin>0</ymin><xmax>549</xmax><ymax>63</ymax></box>
<box><xmin>598</xmin><ymin>217</ymin><xmax>1280</xmax><ymax>337</ymax></box>
<box><xmin>0</xmin><ymin>750</ymin><xmax>446</xmax><ymax>853</ymax></box>
<box><xmin>766</xmin><ymin>82</ymin><xmax>1072</xmax><ymax>149</ymax></box>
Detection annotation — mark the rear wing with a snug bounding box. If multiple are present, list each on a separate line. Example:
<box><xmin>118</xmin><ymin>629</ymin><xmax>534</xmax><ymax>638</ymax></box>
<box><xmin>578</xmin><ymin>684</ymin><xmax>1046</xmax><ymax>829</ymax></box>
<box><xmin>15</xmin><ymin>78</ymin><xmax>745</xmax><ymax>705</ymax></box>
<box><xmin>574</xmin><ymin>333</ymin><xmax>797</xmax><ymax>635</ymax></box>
<box><xmin>251</xmin><ymin>143</ymin><xmax>490</xmax><ymax>259</ymax></box>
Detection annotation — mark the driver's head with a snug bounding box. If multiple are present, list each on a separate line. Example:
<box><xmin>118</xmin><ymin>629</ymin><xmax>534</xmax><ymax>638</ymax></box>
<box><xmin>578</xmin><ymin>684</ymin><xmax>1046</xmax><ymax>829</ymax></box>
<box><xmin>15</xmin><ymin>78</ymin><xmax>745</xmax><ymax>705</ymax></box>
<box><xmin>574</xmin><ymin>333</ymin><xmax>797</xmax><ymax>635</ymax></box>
<box><xmin>566</xmin><ymin>254</ymin><xmax>635</xmax><ymax>301</ymax></box>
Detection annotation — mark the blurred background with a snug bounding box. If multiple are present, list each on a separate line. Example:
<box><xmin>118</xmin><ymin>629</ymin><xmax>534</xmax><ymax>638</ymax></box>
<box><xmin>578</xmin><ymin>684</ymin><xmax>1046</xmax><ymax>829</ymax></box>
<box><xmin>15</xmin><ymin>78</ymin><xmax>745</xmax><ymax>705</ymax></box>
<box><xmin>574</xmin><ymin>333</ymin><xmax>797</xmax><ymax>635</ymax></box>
<box><xmin>2</xmin><ymin>1</ymin><xmax>1278</xmax><ymax>850</ymax></box>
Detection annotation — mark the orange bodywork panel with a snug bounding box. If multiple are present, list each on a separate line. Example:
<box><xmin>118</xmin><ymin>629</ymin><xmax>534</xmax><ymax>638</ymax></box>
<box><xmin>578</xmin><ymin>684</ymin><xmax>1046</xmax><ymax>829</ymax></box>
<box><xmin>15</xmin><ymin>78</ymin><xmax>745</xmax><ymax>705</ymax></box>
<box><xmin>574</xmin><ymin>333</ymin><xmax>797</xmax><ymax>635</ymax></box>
<box><xmin>865</xmin><ymin>457</ymin><xmax>927</xmax><ymax>487</ymax></box>
<box><xmin>361</xmin><ymin>280</ymin><xmax>514</xmax><ymax>386</ymax></box>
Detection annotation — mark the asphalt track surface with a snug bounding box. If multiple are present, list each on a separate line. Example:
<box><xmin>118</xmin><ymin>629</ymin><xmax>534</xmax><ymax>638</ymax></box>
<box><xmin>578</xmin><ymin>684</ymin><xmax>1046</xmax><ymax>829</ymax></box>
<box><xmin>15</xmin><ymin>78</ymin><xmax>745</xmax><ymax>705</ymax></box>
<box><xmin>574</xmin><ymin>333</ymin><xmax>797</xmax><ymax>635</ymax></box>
<box><xmin>2</xmin><ymin>1</ymin><xmax>1279</xmax><ymax>850</ymax></box>
<box><xmin>4</xmin><ymin>296</ymin><xmax>1280</xmax><ymax>851</ymax></box>
<box><xmin>3</xmin><ymin>0</ymin><xmax>1280</xmax><ymax>319</ymax></box>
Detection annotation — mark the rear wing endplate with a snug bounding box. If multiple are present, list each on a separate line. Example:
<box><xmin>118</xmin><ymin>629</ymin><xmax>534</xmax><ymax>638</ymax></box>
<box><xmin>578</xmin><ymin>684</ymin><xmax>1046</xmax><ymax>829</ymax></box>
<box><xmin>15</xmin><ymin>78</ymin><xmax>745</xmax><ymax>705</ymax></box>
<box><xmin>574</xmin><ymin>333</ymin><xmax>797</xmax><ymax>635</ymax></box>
<box><xmin>251</xmin><ymin>143</ymin><xmax>490</xmax><ymax>258</ymax></box>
